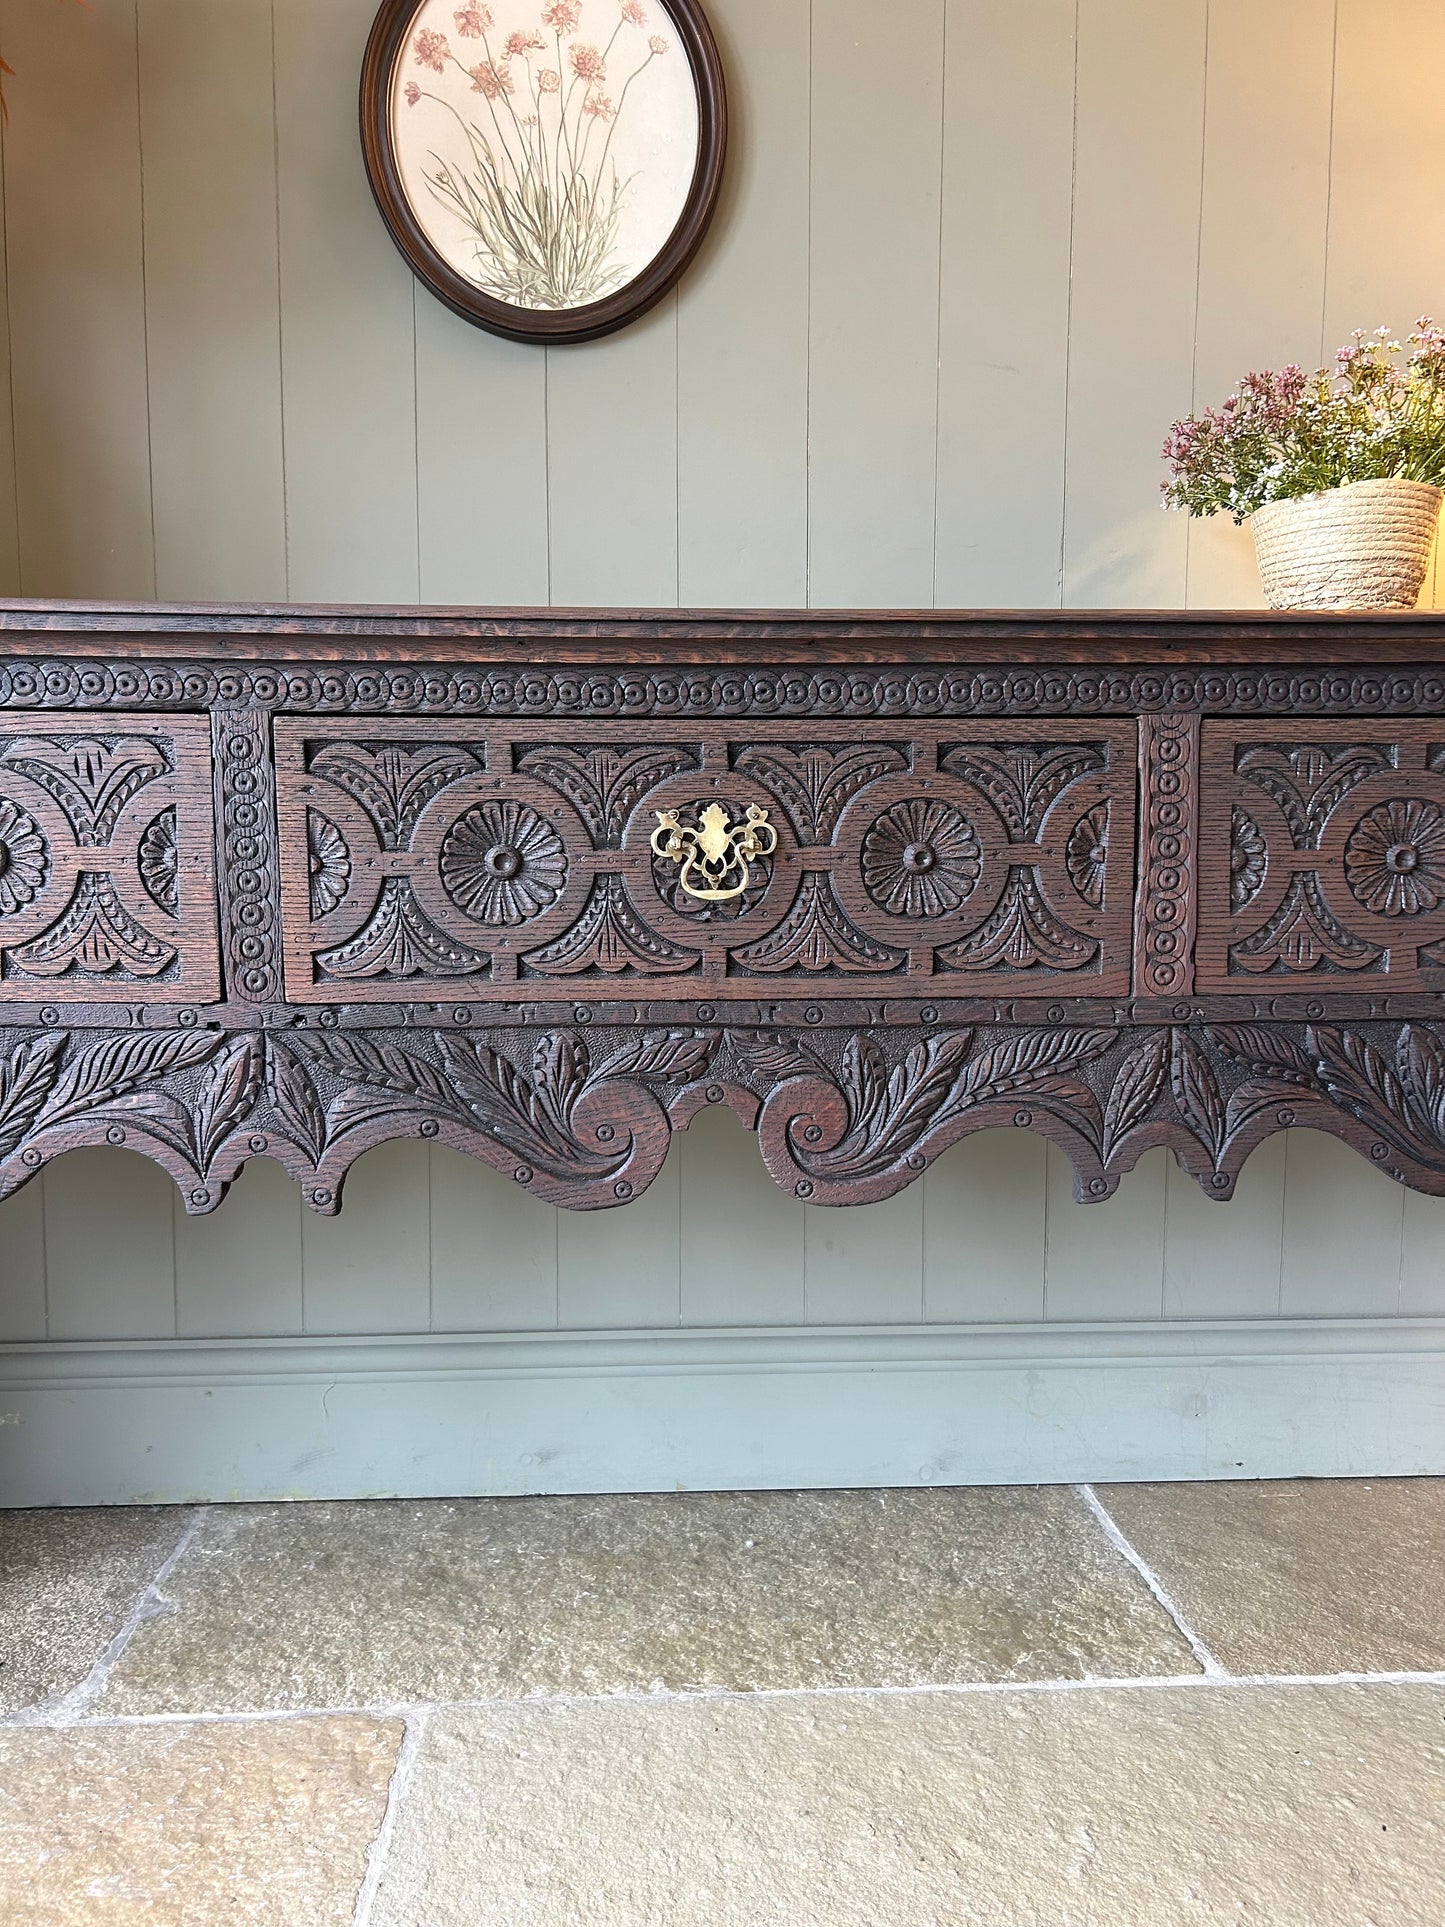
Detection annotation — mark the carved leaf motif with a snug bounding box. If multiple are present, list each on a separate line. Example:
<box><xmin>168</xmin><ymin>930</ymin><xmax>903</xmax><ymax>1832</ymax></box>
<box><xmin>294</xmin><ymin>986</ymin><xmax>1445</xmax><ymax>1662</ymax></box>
<box><xmin>941</xmin><ymin>744</ymin><xmax>1103</xmax><ymax>837</ymax></box>
<box><xmin>309</xmin><ymin>742</ymin><xmax>477</xmax><ymax>846</ymax></box>
<box><xmin>533</xmin><ymin>1033</ymin><xmax>589</xmax><ymax>1135</ymax></box>
<box><xmin>595</xmin><ymin>1030</ymin><xmax>720</xmax><ymax>1082</ymax></box>
<box><xmin>522</xmin><ymin>874</ymin><xmax>699</xmax><ymax>975</ymax></box>
<box><xmin>1206</xmin><ymin>1026</ymin><xmax>1317</xmax><ymax>1087</ymax></box>
<box><xmin>953</xmin><ymin>1027</ymin><xmax>1113</xmax><ymax>1107</ymax></box>
<box><xmin>0</xmin><ymin>1037</ymin><xmax>63</xmax><ymax>1159</ymax></box>
<box><xmin>938</xmin><ymin>869</ymin><xmax>1096</xmax><ymax>973</ymax></box>
<box><xmin>731</xmin><ymin>873</ymin><xmax>906</xmax><ymax>974</ymax></box>
<box><xmin>10</xmin><ymin>873</ymin><xmax>175</xmax><ymax>978</ymax></box>
<box><xmin>1307</xmin><ymin>1026</ymin><xmax>1410</xmax><ymax>1138</ymax></box>
<box><xmin>1236</xmin><ymin>743</ymin><xmax>1391</xmax><ymax>847</ymax></box>
<box><xmin>265</xmin><ymin>1038</ymin><xmax>327</xmax><ymax>1166</ymax></box>
<box><xmin>516</xmin><ymin>744</ymin><xmax>697</xmax><ymax>843</ymax></box>
<box><xmin>41</xmin><ymin>1031</ymin><xmax>221</xmax><ymax>1132</ymax></box>
<box><xmin>4</xmin><ymin>736</ymin><xmax>167</xmax><ymax>843</ymax></box>
<box><xmin>839</xmin><ymin>1034</ymin><xmax>891</xmax><ymax>1149</ymax></box>
<box><xmin>1101</xmin><ymin>1031</ymin><xmax>1171</xmax><ymax>1161</ymax></box>
<box><xmin>734</xmin><ymin>743</ymin><xmax>907</xmax><ymax>841</ymax></box>
<box><xmin>301</xmin><ymin>1033</ymin><xmax>463</xmax><ymax>1118</ymax></box>
<box><xmin>193</xmin><ymin>1036</ymin><xmax>263</xmax><ymax>1172</ymax></box>
<box><xmin>729</xmin><ymin>1032</ymin><xmax>821</xmax><ymax>1081</ymax></box>
<box><xmin>316</xmin><ymin>879</ymin><xmax>486</xmax><ymax>980</ymax></box>
<box><xmin>439</xmin><ymin>1035</ymin><xmax>614</xmax><ymax>1174</ymax></box>
<box><xmin>1170</xmin><ymin>1030</ymin><xmax>1226</xmax><ymax>1164</ymax></box>
<box><xmin>816</xmin><ymin>1030</ymin><xmax>977</xmax><ymax>1176</ymax></box>
<box><xmin>1397</xmin><ymin>1025</ymin><xmax>1445</xmax><ymax>1141</ymax></box>
<box><xmin>1229</xmin><ymin>872</ymin><xmax>1380</xmax><ymax>974</ymax></box>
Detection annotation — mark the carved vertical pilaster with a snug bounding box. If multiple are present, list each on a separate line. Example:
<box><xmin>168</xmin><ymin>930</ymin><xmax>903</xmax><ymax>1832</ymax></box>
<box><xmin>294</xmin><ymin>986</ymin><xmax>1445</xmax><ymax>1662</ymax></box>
<box><xmin>1134</xmin><ymin>711</ymin><xmax>1200</xmax><ymax>998</ymax></box>
<box><xmin>212</xmin><ymin>708</ymin><xmax>281</xmax><ymax>1004</ymax></box>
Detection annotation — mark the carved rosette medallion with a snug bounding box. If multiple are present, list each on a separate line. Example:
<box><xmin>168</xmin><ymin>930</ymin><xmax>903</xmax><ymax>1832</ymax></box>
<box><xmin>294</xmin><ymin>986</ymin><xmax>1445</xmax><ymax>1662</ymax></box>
<box><xmin>1229</xmin><ymin>807</ymin><xmax>1267</xmax><ymax>909</ymax></box>
<box><xmin>1344</xmin><ymin>799</ymin><xmax>1445</xmax><ymax>915</ymax></box>
<box><xmin>0</xmin><ymin>798</ymin><xmax>48</xmax><ymax>915</ymax></box>
<box><xmin>861</xmin><ymin>799</ymin><xmax>980</xmax><ymax>917</ymax></box>
<box><xmin>306</xmin><ymin>813</ymin><xmax>351</xmax><ymax>918</ymax></box>
<box><xmin>440</xmin><ymin>800</ymin><xmax>568</xmax><ymax>925</ymax></box>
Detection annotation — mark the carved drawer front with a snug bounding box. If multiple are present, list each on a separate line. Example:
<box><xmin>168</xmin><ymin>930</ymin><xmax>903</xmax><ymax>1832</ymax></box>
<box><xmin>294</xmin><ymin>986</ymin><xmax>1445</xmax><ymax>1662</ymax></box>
<box><xmin>1198</xmin><ymin>720</ymin><xmax>1445</xmax><ymax>991</ymax></box>
<box><xmin>0</xmin><ymin>714</ymin><xmax>218</xmax><ymax>1003</ymax></box>
<box><xmin>275</xmin><ymin>719</ymin><xmax>1136</xmax><ymax>1003</ymax></box>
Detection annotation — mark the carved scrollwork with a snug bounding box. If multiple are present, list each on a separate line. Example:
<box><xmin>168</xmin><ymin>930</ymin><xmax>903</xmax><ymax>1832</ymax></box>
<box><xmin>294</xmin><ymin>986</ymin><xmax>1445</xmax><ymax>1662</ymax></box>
<box><xmin>938</xmin><ymin>869</ymin><xmax>1097</xmax><ymax>973</ymax></box>
<box><xmin>521</xmin><ymin>874</ymin><xmax>699</xmax><ymax>976</ymax></box>
<box><xmin>316</xmin><ymin>878</ymin><xmax>487</xmax><ymax>980</ymax></box>
<box><xmin>10</xmin><ymin>873</ymin><xmax>175</xmax><ymax>978</ymax></box>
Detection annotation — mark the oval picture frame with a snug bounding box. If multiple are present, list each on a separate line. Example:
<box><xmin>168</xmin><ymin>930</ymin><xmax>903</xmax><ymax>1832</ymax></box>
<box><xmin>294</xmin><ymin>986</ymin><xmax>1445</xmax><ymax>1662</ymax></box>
<box><xmin>360</xmin><ymin>0</ymin><xmax>726</xmax><ymax>345</ymax></box>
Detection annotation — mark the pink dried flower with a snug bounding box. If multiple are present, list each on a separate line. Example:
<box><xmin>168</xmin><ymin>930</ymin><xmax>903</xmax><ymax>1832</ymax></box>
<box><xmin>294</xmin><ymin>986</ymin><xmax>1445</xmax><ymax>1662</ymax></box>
<box><xmin>404</xmin><ymin>79</ymin><xmax>421</xmax><ymax>105</ymax></box>
<box><xmin>453</xmin><ymin>2</ymin><xmax>492</xmax><ymax>33</ymax></box>
<box><xmin>469</xmin><ymin>58</ymin><xmax>514</xmax><ymax>97</ymax></box>
<box><xmin>582</xmin><ymin>92</ymin><xmax>614</xmax><ymax>118</ymax></box>
<box><xmin>413</xmin><ymin>28</ymin><xmax>448</xmax><ymax>72</ymax></box>
<box><xmin>537</xmin><ymin>66</ymin><xmax>561</xmax><ymax>91</ymax></box>
<box><xmin>620</xmin><ymin>0</ymin><xmax>647</xmax><ymax>23</ymax></box>
<box><xmin>570</xmin><ymin>43</ymin><xmax>606</xmax><ymax>81</ymax></box>
<box><xmin>506</xmin><ymin>28</ymin><xmax>546</xmax><ymax>56</ymax></box>
<box><xmin>542</xmin><ymin>0</ymin><xmax>581</xmax><ymax>33</ymax></box>
<box><xmin>649</xmin><ymin>34</ymin><xmax>667</xmax><ymax>54</ymax></box>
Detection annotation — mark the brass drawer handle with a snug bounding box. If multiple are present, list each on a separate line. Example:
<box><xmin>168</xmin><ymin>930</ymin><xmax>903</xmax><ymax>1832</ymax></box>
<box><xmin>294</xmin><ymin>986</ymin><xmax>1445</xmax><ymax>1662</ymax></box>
<box><xmin>651</xmin><ymin>803</ymin><xmax>778</xmax><ymax>902</ymax></box>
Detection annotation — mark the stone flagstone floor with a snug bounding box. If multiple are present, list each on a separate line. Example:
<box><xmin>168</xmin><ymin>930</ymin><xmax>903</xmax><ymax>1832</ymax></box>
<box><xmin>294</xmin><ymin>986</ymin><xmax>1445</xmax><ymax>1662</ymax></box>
<box><xmin>0</xmin><ymin>1478</ymin><xmax>1443</xmax><ymax>1924</ymax></box>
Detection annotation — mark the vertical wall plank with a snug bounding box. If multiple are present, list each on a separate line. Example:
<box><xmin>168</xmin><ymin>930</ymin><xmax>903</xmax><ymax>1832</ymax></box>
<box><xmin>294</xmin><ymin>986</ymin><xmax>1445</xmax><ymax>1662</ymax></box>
<box><xmin>934</xmin><ymin>0</ymin><xmax>1075</xmax><ymax>608</ymax></box>
<box><xmin>1062</xmin><ymin>0</ymin><xmax>1206</xmax><ymax>607</ymax></box>
<box><xmin>1400</xmin><ymin>1191</ymin><xmax>1445</xmax><ymax>1315</ymax></box>
<box><xmin>923</xmin><ymin>1132</ymin><xmax>1047</xmax><ymax>1323</ymax></box>
<box><xmin>0</xmin><ymin>132</ymin><xmax>21</xmax><ymax>596</ymax></box>
<box><xmin>44</xmin><ymin>1151</ymin><xmax>175</xmax><ymax>1340</ymax></box>
<box><xmin>1323</xmin><ymin>0</ymin><xmax>1445</xmax><ymax>353</ymax></box>
<box><xmin>174</xmin><ymin>1158</ymin><xmax>303</xmax><ymax>1338</ymax></box>
<box><xmin>557</xmin><ymin>1153</ymin><xmax>681</xmax><ymax>1328</ymax></box>
<box><xmin>545</xmin><ymin>301</ymin><xmax>679</xmax><ymax>607</ymax></box>
<box><xmin>1163</xmin><ymin>1136</ymin><xmax>1287</xmax><ymax>1319</ymax></box>
<box><xmin>415</xmin><ymin>304</ymin><xmax>549</xmax><ymax>606</ymax></box>
<box><xmin>1279</xmin><ymin>1132</ymin><xmax>1403</xmax><ymax>1317</ymax></box>
<box><xmin>678</xmin><ymin>1108</ymin><xmax>805</xmax><ymax>1326</ymax></box>
<box><xmin>676</xmin><ymin>0</ymin><xmax>809</xmax><ymax>606</ymax></box>
<box><xmin>1044</xmin><ymin>1144</ymin><xmax>1166</xmax><ymax>1320</ymax></box>
<box><xmin>1</xmin><ymin>0</ymin><xmax>154</xmax><ymax>598</ymax></box>
<box><xmin>806</xmin><ymin>1193</ymin><xmax>924</xmax><ymax>1324</ymax></box>
<box><xmin>807</xmin><ymin>0</ymin><xmax>944</xmax><ymax>606</ymax></box>
<box><xmin>301</xmin><ymin>1141</ymin><xmax>430</xmax><ymax>1335</ymax></box>
<box><xmin>1185</xmin><ymin>0</ymin><xmax>1334</xmax><ymax>610</ymax></box>
<box><xmin>0</xmin><ymin>1178</ymin><xmax>45</xmax><ymax>1342</ymax></box>
<box><xmin>138</xmin><ymin>0</ymin><xmax>287</xmax><ymax>601</ymax></box>
<box><xmin>430</xmin><ymin>1150</ymin><xmax>558</xmax><ymax>1332</ymax></box>
<box><xmin>274</xmin><ymin>0</ymin><xmax>417</xmax><ymax>601</ymax></box>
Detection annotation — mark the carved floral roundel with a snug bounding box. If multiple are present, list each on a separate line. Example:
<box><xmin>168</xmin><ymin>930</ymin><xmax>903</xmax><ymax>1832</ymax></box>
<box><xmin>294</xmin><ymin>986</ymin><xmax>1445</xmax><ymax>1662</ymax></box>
<box><xmin>1344</xmin><ymin>798</ymin><xmax>1445</xmax><ymax>916</ymax></box>
<box><xmin>861</xmin><ymin>798</ymin><xmax>981</xmax><ymax>918</ymax></box>
<box><xmin>441</xmin><ymin>799</ymin><xmax>568</xmax><ymax>924</ymax></box>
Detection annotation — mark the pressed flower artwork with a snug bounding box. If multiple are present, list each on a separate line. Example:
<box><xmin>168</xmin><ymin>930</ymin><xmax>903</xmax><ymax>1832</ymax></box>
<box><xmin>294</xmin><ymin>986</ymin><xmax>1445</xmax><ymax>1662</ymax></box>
<box><xmin>362</xmin><ymin>0</ymin><xmax>724</xmax><ymax>342</ymax></box>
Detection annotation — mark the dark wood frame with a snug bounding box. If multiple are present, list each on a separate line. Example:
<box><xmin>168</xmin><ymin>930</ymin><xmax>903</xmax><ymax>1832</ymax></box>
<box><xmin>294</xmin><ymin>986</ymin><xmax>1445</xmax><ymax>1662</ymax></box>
<box><xmin>1</xmin><ymin>601</ymin><xmax>1445</xmax><ymax>1217</ymax></box>
<box><xmin>359</xmin><ymin>0</ymin><xmax>728</xmax><ymax>344</ymax></box>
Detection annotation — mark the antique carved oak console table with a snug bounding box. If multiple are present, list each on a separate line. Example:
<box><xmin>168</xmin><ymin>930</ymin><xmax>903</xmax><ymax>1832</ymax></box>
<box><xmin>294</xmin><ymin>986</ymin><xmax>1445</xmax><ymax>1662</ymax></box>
<box><xmin>0</xmin><ymin>602</ymin><xmax>1444</xmax><ymax>1218</ymax></box>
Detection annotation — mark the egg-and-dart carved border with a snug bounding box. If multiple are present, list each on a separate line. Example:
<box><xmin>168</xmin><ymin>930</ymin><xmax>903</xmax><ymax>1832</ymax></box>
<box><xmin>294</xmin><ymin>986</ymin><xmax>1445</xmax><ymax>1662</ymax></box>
<box><xmin>4</xmin><ymin>1018</ymin><xmax>1445</xmax><ymax>1214</ymax></box>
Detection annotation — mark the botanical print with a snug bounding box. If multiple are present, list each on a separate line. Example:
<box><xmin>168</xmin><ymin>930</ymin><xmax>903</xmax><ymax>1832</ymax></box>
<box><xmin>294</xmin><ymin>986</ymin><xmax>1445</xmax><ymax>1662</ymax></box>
<box><xmin>392</xmin><ymin>0</ymin><xmax>697</xmax><ymax>310</ymax></box>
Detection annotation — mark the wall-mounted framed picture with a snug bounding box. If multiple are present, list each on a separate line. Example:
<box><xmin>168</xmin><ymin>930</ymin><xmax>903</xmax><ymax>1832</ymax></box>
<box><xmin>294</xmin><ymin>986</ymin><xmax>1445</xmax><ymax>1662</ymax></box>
<box><xmin>360</xmin><ymin>0</ymin><xmax>726</xmax><ymax>345</ymax></box>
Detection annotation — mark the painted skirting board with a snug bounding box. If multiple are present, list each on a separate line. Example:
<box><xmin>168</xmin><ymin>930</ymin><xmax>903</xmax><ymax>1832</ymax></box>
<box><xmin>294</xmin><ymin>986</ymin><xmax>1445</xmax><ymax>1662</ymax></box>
<box><xmin>2</xmin><ymin>1319</ymin><xmax>1442</xmax><ymax>1505</ymax></box>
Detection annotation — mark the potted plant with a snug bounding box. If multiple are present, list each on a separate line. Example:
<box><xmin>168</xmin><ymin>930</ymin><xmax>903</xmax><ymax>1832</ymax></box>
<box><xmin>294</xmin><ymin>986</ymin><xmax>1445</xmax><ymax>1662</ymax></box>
<box><xmin>1162</xmin><ymin>322</ymin><xmax>1445</xmax><ymax>611</ymax></box>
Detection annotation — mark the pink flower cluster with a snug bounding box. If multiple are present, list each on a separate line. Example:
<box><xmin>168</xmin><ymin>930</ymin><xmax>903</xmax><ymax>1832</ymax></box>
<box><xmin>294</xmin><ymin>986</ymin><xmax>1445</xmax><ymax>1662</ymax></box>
<box><xmin>1162</xmin><ymin>321</ymin><xmax>1445</xmax><ymax>520</ymax></box>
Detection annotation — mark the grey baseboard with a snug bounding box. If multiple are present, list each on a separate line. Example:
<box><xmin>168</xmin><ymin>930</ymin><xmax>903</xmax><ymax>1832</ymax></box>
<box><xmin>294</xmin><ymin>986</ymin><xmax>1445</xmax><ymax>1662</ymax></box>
<box><xmin>2</xmin><ymin>1319</ymin><xmax>1443</xmax><ymax>1504</ymax></box>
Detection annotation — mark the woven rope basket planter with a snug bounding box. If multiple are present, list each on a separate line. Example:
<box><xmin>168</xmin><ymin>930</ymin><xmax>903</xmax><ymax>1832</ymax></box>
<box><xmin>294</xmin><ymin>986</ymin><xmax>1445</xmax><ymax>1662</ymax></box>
<box><xmin>1250</xmin><ymin>477</ymin><xmax>1443</xmax><ymax>611</ymax></box>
